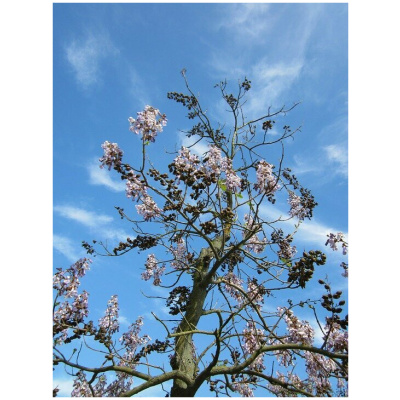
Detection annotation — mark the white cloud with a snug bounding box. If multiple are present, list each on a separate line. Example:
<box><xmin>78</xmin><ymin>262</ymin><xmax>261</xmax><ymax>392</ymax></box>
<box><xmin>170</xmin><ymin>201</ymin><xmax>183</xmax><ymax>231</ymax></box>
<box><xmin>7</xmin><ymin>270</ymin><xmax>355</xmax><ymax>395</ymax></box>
<box><xmin>54</xmin><ymin>205</ymin><xmax>113</xmax><ymax>228</ymax></box>
<box><xmin>53</xmin><ymin>234</ymin><xmax>80</xmax><ymax>262</ymax></box>
<box><xmin>54</xmin><ymin>205</ymin><xmax>130</xmax><ymax>241</ymax></box>
<box><xmin>217</xmin><ymin>3</ymin><xmax>272</xmax><ymax>40</ymax></box>
<box><xmin>178</xmin><ymin>130</ymin><xmax>209</xmax><ymax>157</ymax></box>
<box><xmin>66</xmin><ymin>32</ymin><xmax>119</xmax><ymax>88</ymax></box>
<box><xmin>88</xmin><ymin>158</ymin><xmax>125</xmax><ymax>192</ymax></box>
<box><xmin>128</xmin><ymin>67</ymin><xmax>151</xmax><ymax>107</ymax></box>
<box><xmin>53</xmin><ymin>377</ymin><xmax>74</xmax><ymax>397</ymax></box>
<box><xmin>259</xmin><ymin>203</ymin><xmax>347</xmax><ymax>247</ymax></box>
<box><xmin>323</xmin><ymin>144</ymin><xmax>348</xmax><ymax>176</ymax></box>
<box><xmin>247</xmin><ymin>60</ymin><xmax>304</xmax><ymax>115</ymax></box>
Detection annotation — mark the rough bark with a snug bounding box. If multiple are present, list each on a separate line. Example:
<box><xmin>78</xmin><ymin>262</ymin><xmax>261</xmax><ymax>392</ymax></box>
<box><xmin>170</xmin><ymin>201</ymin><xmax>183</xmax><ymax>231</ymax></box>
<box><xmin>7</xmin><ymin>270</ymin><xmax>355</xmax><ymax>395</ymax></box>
<box><xmin>170</xmin><ymin>233</ymin><xmax>228</xmax><ymax>397</ymax></box>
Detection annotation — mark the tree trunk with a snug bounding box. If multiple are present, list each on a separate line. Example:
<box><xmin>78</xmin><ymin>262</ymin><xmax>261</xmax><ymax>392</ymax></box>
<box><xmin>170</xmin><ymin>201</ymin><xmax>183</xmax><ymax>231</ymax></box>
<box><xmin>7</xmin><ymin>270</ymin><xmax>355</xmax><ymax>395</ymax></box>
<box><xmin>170</xmin><ymin>235</ymin><xmax>226</xmax><ymax>396</ymax></box>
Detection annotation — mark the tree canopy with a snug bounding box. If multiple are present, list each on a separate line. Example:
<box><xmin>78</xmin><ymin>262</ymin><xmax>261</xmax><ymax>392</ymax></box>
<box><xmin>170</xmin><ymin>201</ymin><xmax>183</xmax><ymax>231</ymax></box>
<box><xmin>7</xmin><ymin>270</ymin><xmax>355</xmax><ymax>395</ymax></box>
<box><xmin>53</xmin><ymin>74</ymin><xmax>348</xmax><ymax>397</ymax></box>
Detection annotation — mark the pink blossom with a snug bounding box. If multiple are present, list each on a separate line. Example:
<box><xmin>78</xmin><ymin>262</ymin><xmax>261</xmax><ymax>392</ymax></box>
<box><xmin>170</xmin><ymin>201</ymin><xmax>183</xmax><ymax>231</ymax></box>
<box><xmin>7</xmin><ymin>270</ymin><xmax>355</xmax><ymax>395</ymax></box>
<box><xmin>119</xmin><ymin>317</ymin><xmax>151</xmax><ymax>362</ymax></box>
<box><xmin>126</xmin><ymin>170</ymin><xmax>147</xmax><ymax>201</ymax></box>
<box><xmin>242</xmin><ymin>321</ymin><xmax>265</xmax><ymax>371</ymax></box>
<box><xmin>141</xmin><ymin>254</ymin><xmax>165</xmax><ymax>286</ymax></box>
<box><xmin>243</xmin><ymin>214</ymin><xmax>267</xmax><ymax>254</ymax></box>
<box><xmin>98</xmin><ymin>295</ymin><xmax>119</xmax><ymax>334</ymax></box>
<box><xmin>278</xmin><ymin>307</ymin><xmax>314</xmax><ymax>346</ymax></box>
<box><xmin>128</xmin><ymin>105</ymin><xmax>167</xmax><ymax>142</ymax></box>
<box><xmin>254</xmin><ymin>160</ymin><xmax>279</xmax><ymax>194</ymax></box>
<box><xmin>288</xmin><ymin>191</ymin><xmax>309</xmax><ymax>220</ymax></box>
<box><xmin>72</xmin><ymin>371</ymin><xmax>92</xmax><ymax>397</ymax></box>
<box><xmin>246</xmin><ymin>279</ymin><xmax>265</xmax><ymax>307</ymax></box>
<box><xmin>223</xmin><ymin>272</ymin><xmax>244</xmax><ymax>304</ymax></box>
<box><xmin>222</xmin><ymin>158</ymin><xmax>241</xmax><ymax>193</ymax></box>
<box><xmin>99</xmin><ymin>141</ymin><xmax>123</xmax><ymax>170</ymax></box>
<box><xmin>325</xmin><ymin>232</ymin><xmax>348</xmax><ymax>255</ymax></box>
<box><xmin>203</xmin><ymin>145</ymin><xmax>223</xmax><ymax>175</ymax></box>
<box><xmin>53</xmin><ymin>258</ymin><xmax>92</xmax><ymax>297</ymax></box>
<box><xmin>173</xmin><ymin>147</ymin><xmax>200</xmax><ymax>182</ymax></box>
<box><xmin>324</xmin><ymin>322</ymin><xmax>348</xmax><ymax>353</ymax></box>
<box><xmin>304</xmin><ymin>351</ymin><xmax>336</xmax><ymax>395</ymax></box>
<box><xmin>135</xmin><ymin>195</ymin><xmax>162</xmax><ymax>221</ymax></box>
<box><xmin>225</xmin><ymin>169</ymin><xmax>242</xmax><ymax>192</ymax></box>
<box><xmin>232</xmin><ymin>381</ymin><xmax>254</xmax><ymax>397</ymax></box>
<box><xmin>170</xmin><ymin>237</ymin><xmax>190</xmax><ymax>270</ymax></box>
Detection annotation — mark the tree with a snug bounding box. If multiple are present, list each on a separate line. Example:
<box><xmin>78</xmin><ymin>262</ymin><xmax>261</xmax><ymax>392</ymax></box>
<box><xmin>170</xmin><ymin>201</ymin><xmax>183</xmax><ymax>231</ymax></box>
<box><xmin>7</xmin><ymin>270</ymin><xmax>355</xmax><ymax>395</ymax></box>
<box><xmin>53</xmin><ymin>72</ymin><xmax>348</xmax><ymax>397</ymax></box>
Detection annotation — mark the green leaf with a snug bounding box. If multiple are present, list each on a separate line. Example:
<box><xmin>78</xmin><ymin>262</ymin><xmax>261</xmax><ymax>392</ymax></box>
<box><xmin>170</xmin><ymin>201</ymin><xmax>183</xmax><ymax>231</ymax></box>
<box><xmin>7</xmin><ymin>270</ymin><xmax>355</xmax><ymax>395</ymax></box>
<box><xmin>218</xmin><ymin>179</ymin><xmax>227</xmax><ymax>192</ymax></box>
<box><xmin>235</xmin><ymin>192</ymin><xmax>243</xmax><ymax>199</ymax></box>
<box><xmin>280</xmin><ymin>258</ymin><xmax>292</xmax><ymax>268</ymax></box>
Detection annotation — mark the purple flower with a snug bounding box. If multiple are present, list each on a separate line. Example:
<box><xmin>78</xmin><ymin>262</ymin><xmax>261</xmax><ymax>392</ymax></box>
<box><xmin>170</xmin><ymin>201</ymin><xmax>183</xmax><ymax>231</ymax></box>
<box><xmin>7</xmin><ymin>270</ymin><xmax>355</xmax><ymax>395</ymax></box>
<box><xmin>135</xmin><ymin>195</ymin><xmax>162</xmax><ymax>221</ymax></box>
<box><xmin>98</xmin><ymin>295</ymin><xmax>120</xmax><ymax>335</ymax></box>
<box><xmin>126</xmin><ymin>170</ymin><xmax>147</xmax><ymax>201</ymax></box>
<box><xmin>99</xmin><ymin>141</ymin><xmax>123</xmax><ymax>170</ymax></box>
<box><xmin>141</xmin><ymin>254</ymin><xmax>165</xmax><ymax>286</ymax></box>
<box><xmin>128</xmin><ymin>105</ymin><xmax>167</xmax><ymax>142</ymax></box>
<box><xmin>254</xmin><ymin>160</ymin><xmax>279</xmax><ymax>194</ymax></box>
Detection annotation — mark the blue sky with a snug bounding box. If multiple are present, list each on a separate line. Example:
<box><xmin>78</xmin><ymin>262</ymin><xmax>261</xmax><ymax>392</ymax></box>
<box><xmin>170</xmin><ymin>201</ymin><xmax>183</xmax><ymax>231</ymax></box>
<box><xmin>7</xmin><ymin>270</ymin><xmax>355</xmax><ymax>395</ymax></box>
<box><xmin>3</xmin><ymin>1</ymin><xmax>400</xmax><ymax>399</ymax></box>
<box><xmin>52</xmin><ymin>2</ymin><xmax>350</xmax><ymax>396</ymax></box>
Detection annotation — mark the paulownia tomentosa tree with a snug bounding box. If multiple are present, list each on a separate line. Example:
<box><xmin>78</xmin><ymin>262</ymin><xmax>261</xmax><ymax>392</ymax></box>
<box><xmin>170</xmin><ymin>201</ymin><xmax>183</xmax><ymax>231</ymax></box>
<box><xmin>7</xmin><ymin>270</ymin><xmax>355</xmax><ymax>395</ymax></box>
<box><xmin>53</xmin><ymin>72</ymin><xmax>348</xmax><ymax>397</ymax></box>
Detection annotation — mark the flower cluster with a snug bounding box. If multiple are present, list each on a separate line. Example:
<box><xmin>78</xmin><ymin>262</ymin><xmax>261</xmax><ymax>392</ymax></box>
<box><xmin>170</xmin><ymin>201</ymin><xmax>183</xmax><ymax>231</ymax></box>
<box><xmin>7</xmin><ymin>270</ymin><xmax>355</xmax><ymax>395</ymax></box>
<box><xmin>170</xmin><ymin>144</ymin><xmax>242</xmax><ymax>193</ymax></box>
<box><xmin>254</xmin><ymin>160</ymin><xmax>279</xmax><ymax>194</ymax></box>
<box><xmin>246</xmin><ymin>278</ymin><xmax>266</xmax><ymax>308</ymax></box>
<box><xmin>71</xmin><ymin>371</ymin><xmax>92</xmax><ymax>397</ymax></box>
<box><xmin>170</xmin><ymin>237</ymin><xmax>190</xmax><ymax>270</ymax></box>
<box><xmin>323</xmin><ymin>322</ymin><xmax>348</xmax><ymax>353</ymax></box>
<box><xmin>141</xmin><ymin>254</ymin><xmax>165</xmax><ymax>286</ymax></box>
<box><xmin>223</xmin><ymin>272</ymin><xmax>244</xmax><ymax>304</ymax></box>
<box><xmin>224</xmin><ymin>163</ymin><xmax>242</xmax><ymax>192</ymax></box>
<box><xmin>242</xmin><ymin>321</ymin><xmax>265</xmax><ymax>371</ymax></box>
<box><xmin>288</xmin><ymin>192</ymin><xmax>308</xmax><ymax>220</ymax></box>
<box><xmin>243</xmin><ymin>214</ymin><xmax>267</xmax><ymax>254</ymax></box>
<box><xmin>125</xmin><ymin>170</ymin><xmax>148</xmax><ymax>201</ymax></box>
<box><xmin>53</xmin><ymin>258</ymin><xmax>92</xmax><ymax>345</ymax></box>
<box><xmin>173</xmin><ymin>146</ymin><xmax>200</xmax><ymax>182</ymax></box>
<box><xmin>232</xmin><ymin>381</ymin><xmax>254</xmax><ymax>397</ymax></box>
<box><xmin>135</xmin><ymin>195</ymin><xmax>162</xmax><ymax>221</ymax></box>
<box><xmin>98</xmin><ymin>295</ymin><xmax>120</xmax><ymax>335</ymax></box>
<box><xmin>119</xmin><ymin>317</ymin><xmax>151</xmax><ymax>363</ymax></box>
<box><xmin>99</xmin><ymin>141</ymin><xmax>123</xmax><ymax>171</ymax></box>
<box><xmin>128</xmin><ymin>105</ymin><xmax>167</xmax><ymax>142</ymax></box>
<box><xmin>278</xmin><ymin>307</ymin><xmax>314</xmax><ymax>346</ymax></box>
<box><xmin>203</xmin><ymin>145</ymin><xmax>223</xmax><ymax>175</ymax></box>
<box><xmin>287</xmin><ymin>190</ymin><xmax>316</xmax><ymax>221</ymax></box>
<box><xmin>325</xmin><ymin>232</ymin><xmax>348</xmax><ymax>255</ymax></box>
<box><xmin>304</xmin><ymin>351</ymin><xmax>337</xmax><ymax>395</ymax></box>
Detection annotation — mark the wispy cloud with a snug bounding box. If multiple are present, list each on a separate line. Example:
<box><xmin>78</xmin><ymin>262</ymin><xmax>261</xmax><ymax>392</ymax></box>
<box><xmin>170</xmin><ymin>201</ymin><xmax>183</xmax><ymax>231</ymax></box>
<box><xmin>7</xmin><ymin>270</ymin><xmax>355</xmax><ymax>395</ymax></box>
<box><xmin>128</xmin><ymin>67</ymin><xmax>151</xmax><ymax>107</ymax></box>
<box><xmin>216</xmin><ymin>3</ymin><xmax>272</xmax><ymax>40</ymax></box>
<box><xmin>66</xmin><ymin>32</ymin><xmax>119</xmax><ymax>89</ymax></box>
<box><xmin>88</xmin><ymin>158</ymin><xmax>125</xmax><ymax>192</ymax></box>
<box><xmin>54</xmin><ymin>205</ymin><xmax>113</xmax><ymax>228</ymax></box>
<box><xmin>53</xmin><ymin>377</ymin><xmax>73</xmax><ymax>397</ymax></box>
<box><xmin>247</xmin><ymin>60</ymin><xmax>304</xmax><ymax>115</ymax></box>
<box><xmin>259</xmin><ymin>203</ymin><xmax>347</xmax><ymax>248</ymax></box>
<box><xmin>291</xmin><ymin>116</ymin><xmax>348</xmax><ymax>180</ymax></box>
<box><xmin>54</xmin><ymin>205</ymin><xmax>130</xmax><ymax>241</ymax></box>
<box><xmin>323</xmin><ymin>144</ymin><xmax>348</xmax><ymax>177</ymax></box>
<box><xmin>53</xmin><ymin>234</ymin><xmax>80</xmax><ymax>262</ymax></box>
<box><xmin>178</xmin><ymin>130</ymin><xmax>209</xmax><ymax>157</ymax></box>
